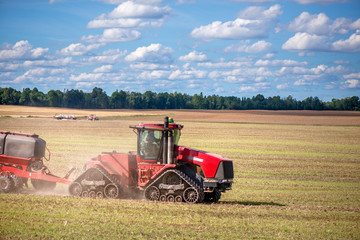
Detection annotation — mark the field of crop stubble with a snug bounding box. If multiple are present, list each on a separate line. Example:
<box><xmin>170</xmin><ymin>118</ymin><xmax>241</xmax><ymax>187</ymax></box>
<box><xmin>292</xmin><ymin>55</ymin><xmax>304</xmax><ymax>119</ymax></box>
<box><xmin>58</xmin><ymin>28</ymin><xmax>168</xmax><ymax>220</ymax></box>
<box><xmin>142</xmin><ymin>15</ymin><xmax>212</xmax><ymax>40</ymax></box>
<box><xmin>0</xmin><ymin>106</ymin><xmax>360</xmax><ymax>239</ymax></box>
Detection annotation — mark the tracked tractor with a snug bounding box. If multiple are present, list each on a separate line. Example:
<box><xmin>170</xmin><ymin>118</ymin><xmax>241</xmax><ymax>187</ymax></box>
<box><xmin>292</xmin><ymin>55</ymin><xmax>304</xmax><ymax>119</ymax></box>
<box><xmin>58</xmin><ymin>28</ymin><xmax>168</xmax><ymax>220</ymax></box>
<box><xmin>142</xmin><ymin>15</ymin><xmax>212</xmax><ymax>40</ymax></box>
<box><xmin>69</xmin><ymin>117</ymin><xmax>234</xmax><ymax>203</ymax></box>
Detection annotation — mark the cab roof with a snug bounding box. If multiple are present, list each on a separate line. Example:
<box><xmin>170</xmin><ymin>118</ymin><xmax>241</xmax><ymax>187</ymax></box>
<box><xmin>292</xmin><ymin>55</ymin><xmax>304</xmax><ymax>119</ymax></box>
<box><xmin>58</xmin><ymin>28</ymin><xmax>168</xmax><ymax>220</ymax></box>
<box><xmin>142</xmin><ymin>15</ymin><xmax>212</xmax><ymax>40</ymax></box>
<box><xmin>129</xmin><ymin>123</ymin><xmax>183</xmax><ymax>131</ymax></box>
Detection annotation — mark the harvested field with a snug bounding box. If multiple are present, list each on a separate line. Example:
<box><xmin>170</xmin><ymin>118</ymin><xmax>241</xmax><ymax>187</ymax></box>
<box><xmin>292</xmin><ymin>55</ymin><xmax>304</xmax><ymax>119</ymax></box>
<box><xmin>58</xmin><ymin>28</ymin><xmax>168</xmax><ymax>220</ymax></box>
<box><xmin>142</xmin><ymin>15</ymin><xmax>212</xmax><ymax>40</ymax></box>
<box><xmin>1</xmin><ymin>105</ymin><xmax>360</xmax><ymax>125</ymax></box>
<box><xmin>0</xmin><ymin>106</ymin><xmax>359</xmax><ymax>239</ymax></box>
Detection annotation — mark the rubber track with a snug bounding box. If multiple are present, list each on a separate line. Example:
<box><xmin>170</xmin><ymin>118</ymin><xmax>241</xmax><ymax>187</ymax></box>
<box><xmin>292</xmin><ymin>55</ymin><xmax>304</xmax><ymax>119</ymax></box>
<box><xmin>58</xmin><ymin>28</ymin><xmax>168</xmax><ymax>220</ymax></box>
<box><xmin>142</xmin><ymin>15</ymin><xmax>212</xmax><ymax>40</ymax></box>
<box><xmin>72</xmin><ymin>165</ymin><xmax>122</xmax><ymax>198</ymax></box>
<box><xmin>144</xmin><ymin>169</ymin><xmax>204</xmax><ymax>203</ymax></box>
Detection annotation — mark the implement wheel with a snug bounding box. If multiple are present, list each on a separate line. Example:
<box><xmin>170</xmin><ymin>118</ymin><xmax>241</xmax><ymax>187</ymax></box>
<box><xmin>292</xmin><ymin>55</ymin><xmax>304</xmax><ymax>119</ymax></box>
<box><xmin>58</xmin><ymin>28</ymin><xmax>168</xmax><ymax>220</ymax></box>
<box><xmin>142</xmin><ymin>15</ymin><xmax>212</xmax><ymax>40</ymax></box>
<box><xmin>0</xmin><ymin>175</ymin><xmax>15</xmax><ymax>193</ymax></box>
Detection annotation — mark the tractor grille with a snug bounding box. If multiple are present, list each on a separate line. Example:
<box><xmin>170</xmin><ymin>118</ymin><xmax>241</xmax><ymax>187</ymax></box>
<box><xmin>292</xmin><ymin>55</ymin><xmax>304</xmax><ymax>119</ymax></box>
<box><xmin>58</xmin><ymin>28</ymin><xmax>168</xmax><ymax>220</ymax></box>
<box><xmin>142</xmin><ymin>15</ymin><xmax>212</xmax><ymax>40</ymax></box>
<box><xmin>215</xmin><ymin>161</ymin><xmax>234</xmax><ymax>179</ymax></box>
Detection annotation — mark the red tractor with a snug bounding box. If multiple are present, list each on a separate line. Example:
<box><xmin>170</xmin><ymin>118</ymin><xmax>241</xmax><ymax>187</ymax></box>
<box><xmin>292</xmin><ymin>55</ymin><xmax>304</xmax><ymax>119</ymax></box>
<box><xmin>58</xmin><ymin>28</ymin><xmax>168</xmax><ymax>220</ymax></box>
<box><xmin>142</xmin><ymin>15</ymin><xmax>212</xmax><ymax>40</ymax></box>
<box><xmin>69</xmin><ymin>117</ymin><xmax>234</xmax><ymax>203</ymax></box>
<box><xmin>0</xmin><ymin>131</ymin><xmax>74</xmax><ymax>192</ymax></box>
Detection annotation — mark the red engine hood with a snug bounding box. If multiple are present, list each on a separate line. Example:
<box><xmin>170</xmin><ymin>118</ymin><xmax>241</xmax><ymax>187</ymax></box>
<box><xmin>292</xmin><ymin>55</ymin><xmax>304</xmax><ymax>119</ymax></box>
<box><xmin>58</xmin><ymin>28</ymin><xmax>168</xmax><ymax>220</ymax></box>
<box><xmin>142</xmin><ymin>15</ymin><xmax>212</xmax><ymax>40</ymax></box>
<box><xmin>175</xmin><ymin>145</ymin><xmax>232</xmax><ymax>178</ymax></box>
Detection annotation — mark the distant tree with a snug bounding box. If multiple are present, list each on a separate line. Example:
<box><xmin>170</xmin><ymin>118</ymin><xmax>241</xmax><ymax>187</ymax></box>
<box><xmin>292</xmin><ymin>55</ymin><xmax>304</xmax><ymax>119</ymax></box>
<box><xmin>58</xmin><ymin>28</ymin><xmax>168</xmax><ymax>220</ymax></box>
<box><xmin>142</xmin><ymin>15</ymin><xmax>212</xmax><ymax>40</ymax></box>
<box><xmin>89</xmin><ymin>87</ymin><xmax>109</xmax><ymax>109</ymax></box>
<box><xmin>63</xmin><ymin>89</ymin><xmax>85</xmax><ymax>108</ymax></box>
<box><xmin>110</xmin><ymin>90</ymin><xmax>127</xmax><ymax>109</ymax></box>
<box><xmin>47</xmin><ymin>90</ymin><xmax>63</xmax><ymax>107</ymax></box>
<box><xmin>19</xmin><ymin>88</ymin><xmax>32</xmax><ymax>106</ymax></box>
<box><xmin>0</xmin><ymin>87</ymin><xmax>21</xmax><ymax>105</ymax></box>
<box><xmin>29</xmin><ymin>88</ymin><xmax>48</xmax><ymax>106</ymax></box>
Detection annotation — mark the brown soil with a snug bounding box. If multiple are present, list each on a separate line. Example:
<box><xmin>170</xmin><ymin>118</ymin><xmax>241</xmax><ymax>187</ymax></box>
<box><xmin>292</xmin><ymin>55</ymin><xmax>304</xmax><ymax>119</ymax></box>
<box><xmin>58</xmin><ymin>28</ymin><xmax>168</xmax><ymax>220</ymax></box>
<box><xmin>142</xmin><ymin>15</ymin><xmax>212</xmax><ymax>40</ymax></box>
<box><xmin>1</xmin><ymin>105</ymin><xmax>360</xmax><ymax>125</ymax></box>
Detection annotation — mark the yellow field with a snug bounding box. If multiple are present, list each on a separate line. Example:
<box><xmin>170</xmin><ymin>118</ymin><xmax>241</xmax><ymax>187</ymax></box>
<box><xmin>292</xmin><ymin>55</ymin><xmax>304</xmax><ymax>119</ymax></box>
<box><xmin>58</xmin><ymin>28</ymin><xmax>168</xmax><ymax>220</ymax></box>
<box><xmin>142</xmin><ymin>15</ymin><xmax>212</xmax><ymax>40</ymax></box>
<box><xmin>0</xmin><ymin>106</ymin><xmax>359</xmax><ymax>239</ymax></box>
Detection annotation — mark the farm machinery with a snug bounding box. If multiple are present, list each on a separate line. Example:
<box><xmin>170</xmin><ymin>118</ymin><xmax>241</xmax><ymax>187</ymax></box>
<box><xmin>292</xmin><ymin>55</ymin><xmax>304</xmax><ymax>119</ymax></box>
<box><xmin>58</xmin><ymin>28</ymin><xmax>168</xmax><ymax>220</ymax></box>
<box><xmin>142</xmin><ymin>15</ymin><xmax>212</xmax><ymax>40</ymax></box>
<box><xmin>69</xmin><ymin>117</ymin><xmax>233</xmax><ymax>203</ymax></box>
<box><xmin>1</xmin><ymin>117</ymin><xmax>233</xmax><ymax>203</ymax></box>
<box><xmin>0</xmin><ymin>131</ymin><xmax>74</xmax><ymax>193</ymax></box>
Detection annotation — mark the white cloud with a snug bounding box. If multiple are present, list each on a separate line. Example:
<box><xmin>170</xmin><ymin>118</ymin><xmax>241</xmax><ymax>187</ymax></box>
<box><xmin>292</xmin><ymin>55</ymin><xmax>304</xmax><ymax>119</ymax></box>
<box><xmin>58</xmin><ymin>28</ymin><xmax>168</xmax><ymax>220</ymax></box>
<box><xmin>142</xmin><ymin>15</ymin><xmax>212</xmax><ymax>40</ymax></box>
<box><xmin>23</xmin><ymin>57</ymin><xmax>72</xmax><ymax>68</ymax></box>
<box><xmin>341</xmin><ymin>79</ymin><xmax>359</xmax><ymax>89</ymax></box>
<box><xmin>238</xmin><ymin>82</ymin><xmax>270</xmax><ymax>93</ymax></box>
<box><xmin>109</xmin><ymin>1</ymin><xmax>170</xmax><ymax>19</ymax></box>
<box><xmin>331</xmin><ymin>32</ymin><xmax>360</xmax><ymax>53</ymax></box>
<box><xmin>179</xmin><ymin>51</ymin><xmax>208</xmax><ymax>62</ymax></box>
<box><xmin>82</xmin><ymin>28</ymin><xmax>141</xmax><ymax>43</ymax></box>
<box><xmin>0</xmin><ymin>62</ymin><xmax>20</xmax><ymax>71</ymax></box>
<box><xmin>191</xmin><ymin>5</ymin><xmax>282</xmax><ymax>40</ymax></box>
<box><xmin>225</xmin><ymin>40</ymin><xmax>272</xmax><ymax>53</ymax></box>
<box><xmin>276</xmin><ymin>83</ymin><xmax>289</xmax><ymax>90</ymax></box>
<box><xmin>288</xmin><ymin>12</ymin><xmax>358</xmax><ymax>36</ymax></box>
<box><xmin>88</xmin><ymin>17</ymin><xmax>141</xmax><ymax>28</ymax></box>
<box><xmin>93</xmin><ymin>65</ymin><xmax>113</xmax><ymax>73</ymax></box>
<box><xmin>168</xmin><ymin>69</ymin><xmax>207</xmax><ymax>80</ymax></box>
<box><xmin>237</xmin><ymin>4</ymin><xmax>282</xmax><ymax>20</ymax></box>
<box><xmin>59</xmin><ymin>43</ymin><xmax>104</xmax><ymax>56</ymax></box>
<box><xmin>255</xmin><ymin>59</ymin><xmax>307</xmax><ymax>67</ymax></box>
<box><xmin>14</xmin><ymin>67</ymin><xmax>67</xmax><ymax>83</ymax></box>
<box><xmin>343</xmin><ymin>72</ymin><xmax>360</xmax><ymax>79</ymax></box>
<box><xmin>0</xmin><ymin>40</ymin><xmax>48</xmax><ymax>61</ymax></box>
<box><xmin>83</xmin><ymin>49</ymin><xmax>126</xmax><ymax>65</ymax></box>
<box><xmin>125</xmin><ymin>43</ymin><xmax>173</xmax><ymax>63</ymax></box>
<box><xmin>282</xmin><ymin>32</ymin><xmax>329</xmax><ymax>51</ymax></box>
<box><xmin>283</xmin><ymin>31</ymin><xmax>360</xmax><ymax>53</ymax></box>
<box><xmin>87</xmin><ymin>1</ymin><xmax>170</xmax><ymax>29</ymax></box>
<box><xmin>198</xmin><ymin>61</ymin><xmax>251</xmax><ymax>69</ymax></box>
<box><xmin>70</xmin><ymin>72</ymin><xmax>104</xmax><ymax>82</ymax></box>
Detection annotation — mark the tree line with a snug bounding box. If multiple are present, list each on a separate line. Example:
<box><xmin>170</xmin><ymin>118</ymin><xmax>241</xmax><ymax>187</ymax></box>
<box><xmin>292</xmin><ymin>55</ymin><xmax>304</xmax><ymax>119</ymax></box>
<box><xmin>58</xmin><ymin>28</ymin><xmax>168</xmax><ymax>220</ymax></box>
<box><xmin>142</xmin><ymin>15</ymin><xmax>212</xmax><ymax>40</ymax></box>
<box><xmin>0</xmin><ymin>87</ymin><xmax>359</xmax><ymax>111</ymax></box>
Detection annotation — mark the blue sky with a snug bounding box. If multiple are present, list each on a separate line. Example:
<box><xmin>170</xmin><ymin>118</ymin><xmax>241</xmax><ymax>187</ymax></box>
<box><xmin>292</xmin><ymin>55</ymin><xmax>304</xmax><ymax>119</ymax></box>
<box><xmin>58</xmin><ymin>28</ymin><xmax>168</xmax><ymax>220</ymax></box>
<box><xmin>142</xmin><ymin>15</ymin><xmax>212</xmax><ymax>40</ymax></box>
<box><xmin>0</xmin><ymin>0</ymin><xmax>359</xmax><ymax>101</ymax></box>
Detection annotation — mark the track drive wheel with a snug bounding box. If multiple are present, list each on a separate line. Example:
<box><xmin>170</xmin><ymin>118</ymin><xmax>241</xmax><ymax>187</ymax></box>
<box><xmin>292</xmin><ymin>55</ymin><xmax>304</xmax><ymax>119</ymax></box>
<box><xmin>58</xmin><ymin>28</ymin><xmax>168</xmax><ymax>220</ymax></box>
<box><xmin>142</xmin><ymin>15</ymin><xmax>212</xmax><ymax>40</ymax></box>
<box><xmin>69</xmin><ymin>182</ymin><xmax>82</xmax><ymax>196</ymax></box>
<box><xmin>183</xmin><ymin>187</ymin><xmax>199</xmax><ymax>203</ymax></box>
<box><xmin>104</xmin><ymin>183</ymin><xmax>120</xmax><ymax>199</ymax></box>
<box><xmin>0</xmin><ymin>175</ymin><xmax>15</xmax><ymax>193</ymax></box>
<box><xmin>31</xmin><ymin>179</ymin><xmax>56</xmax><ymax>191</ymax></box>
<box><xmin>145</xmin><ymin>186</ymin><xmax>160</xmax><ymax>201</ymax></box>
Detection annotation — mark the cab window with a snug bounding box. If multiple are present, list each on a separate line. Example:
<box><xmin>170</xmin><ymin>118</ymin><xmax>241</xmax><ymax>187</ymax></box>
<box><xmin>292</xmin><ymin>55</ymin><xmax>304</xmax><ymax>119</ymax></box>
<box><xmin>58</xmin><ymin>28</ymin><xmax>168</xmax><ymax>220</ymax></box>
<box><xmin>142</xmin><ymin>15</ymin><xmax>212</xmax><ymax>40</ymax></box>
<box><xmin>139</xmin><ymin>130</ymin><xmax>162</xmax><ymax>160</ymax></box>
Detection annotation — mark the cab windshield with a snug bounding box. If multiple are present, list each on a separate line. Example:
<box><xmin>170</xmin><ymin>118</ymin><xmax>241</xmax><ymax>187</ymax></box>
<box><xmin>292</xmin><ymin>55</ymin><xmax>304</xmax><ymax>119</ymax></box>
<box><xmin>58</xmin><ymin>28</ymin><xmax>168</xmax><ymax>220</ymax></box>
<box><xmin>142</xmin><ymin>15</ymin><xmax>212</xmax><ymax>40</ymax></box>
<box><xmin>138</xmin><ymin>130</ymin><xmax>163</xmax><ymax>160</ymax></box>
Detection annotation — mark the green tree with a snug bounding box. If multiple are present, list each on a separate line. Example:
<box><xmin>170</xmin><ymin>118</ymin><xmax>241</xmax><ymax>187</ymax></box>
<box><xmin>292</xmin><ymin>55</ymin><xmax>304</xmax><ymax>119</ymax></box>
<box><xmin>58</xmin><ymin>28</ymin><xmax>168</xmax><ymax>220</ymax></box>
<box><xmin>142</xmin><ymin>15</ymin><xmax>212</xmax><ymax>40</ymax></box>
<box><xmin>0</xmin><ymin>88</ymin><xmax>21</xmax><ymax>105</ymax></box>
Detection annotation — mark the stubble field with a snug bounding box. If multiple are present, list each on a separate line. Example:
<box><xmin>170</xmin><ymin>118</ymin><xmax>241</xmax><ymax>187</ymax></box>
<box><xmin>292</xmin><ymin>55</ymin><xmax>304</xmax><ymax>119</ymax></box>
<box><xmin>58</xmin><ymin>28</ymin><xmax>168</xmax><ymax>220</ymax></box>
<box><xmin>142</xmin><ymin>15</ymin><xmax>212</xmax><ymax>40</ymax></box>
<box><xmin>0</xmin><ymin>106</ymin><xmax>360</xmax><ymax>239</ymax></box>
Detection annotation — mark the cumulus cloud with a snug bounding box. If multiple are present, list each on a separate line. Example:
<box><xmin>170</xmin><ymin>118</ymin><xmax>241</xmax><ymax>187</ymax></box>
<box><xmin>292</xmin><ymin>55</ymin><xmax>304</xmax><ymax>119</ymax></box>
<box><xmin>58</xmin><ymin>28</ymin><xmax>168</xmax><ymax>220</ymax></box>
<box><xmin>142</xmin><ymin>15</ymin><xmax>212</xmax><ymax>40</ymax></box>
<box><xmin>125</xmin><ymin>43</ymin><xmax>173</xmax><ymax>63</ymax></box>
<box><xmin>93</xmin><ymin>65</ymin><xmax>113</xmax><ymax>73</ymax></box>
<box><xmin>237</xmin><ymin>4</ymin><xmax>282</xmax><ymax>20</ymax></box>
<box><xmin>82</xmin><ymin>28</ymin><xmax>141</xmax><ymax>43</ymax></box>
<box><xmin>191</xmin><ymin>4</ymin><xmax>282</xmax><ymax>40</ymax></box>
<box><xmin>0</xmin><ymin>41</ymin><xmax>48</xmax><ymax>61</ymax></box>
<box><xmin>331</xmin><ymin>32</ymin><xmax>360</xmax><ymax>53</ymax></box>
<box><xmin>14</xmin><ymin>67</ymin><xmax>67</xmax><ymax>83</ymax></box>
<box><xmin>109</xmin><ymin>1</ymin><xmax>170</xmax><ymax>18</ymax></box>
<box><xmin>179</xmin><ymin>51</ymin><xmax>208</xmax><ymax>62</ymax></box>
<box><xmin>87</xmin><ymin>1</ymin><xmax>170</xmax><ymax>29</ymax></box>
<box><xmin>282</xmin><ymin>32</ymin><xmax>329</xmax><ymax>51</ymax></box>
<box><xmin>59</xmin><ymin>43</ymin><xmax>104</xmax><ymax>56</ymax></box>
<box><xmin>198</xmin><ymin>60</ymin><xmax>251</xmax><ymax>69</ymax></box>
<box><xmin>225</xmin><ymin>40</ymin><xmax>272</xmax><ymax>53</ymax></box>
<box><xmin>283</xmin><ymin>31</ymin><xmax>360</xmax><ymax>53</ymax></box>
<box><xmin>255</xmin><ymin>59</ymin><xmax>308</xmax><ymax>67</ymax></box>
<box><xmin>82</xmin><ymin>49</ymin><xmax>127</xmax><ymax>65</ymax></box>
<box><xmin>23</xmin><ymin>57</ymin><xmax>72</xmax><ymax>68</ymax></box>
<box><xmin>70</xmin><ymin>72</ymin><xmax>104</xmax><ymax>82</ymax></box>
<box><xmin>342</xmin><ymin>79</ymin><xmax>359</xmax><ymax>89</ymax></box>
<box><xmin>288</xmin><ymin>12</ymin><xmax>359</xmax><ymax>36</ymax></box>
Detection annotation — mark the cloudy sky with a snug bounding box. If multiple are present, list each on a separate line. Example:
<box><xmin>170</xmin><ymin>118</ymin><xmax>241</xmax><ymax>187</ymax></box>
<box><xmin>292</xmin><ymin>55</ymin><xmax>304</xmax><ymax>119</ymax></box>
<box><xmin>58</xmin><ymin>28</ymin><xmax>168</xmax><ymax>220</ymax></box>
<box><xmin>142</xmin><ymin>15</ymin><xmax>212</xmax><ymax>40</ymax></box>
<box><xmin>0</xmin><ymin>0</ymin><xmax>359</xmax><ymax>100</ymax></box>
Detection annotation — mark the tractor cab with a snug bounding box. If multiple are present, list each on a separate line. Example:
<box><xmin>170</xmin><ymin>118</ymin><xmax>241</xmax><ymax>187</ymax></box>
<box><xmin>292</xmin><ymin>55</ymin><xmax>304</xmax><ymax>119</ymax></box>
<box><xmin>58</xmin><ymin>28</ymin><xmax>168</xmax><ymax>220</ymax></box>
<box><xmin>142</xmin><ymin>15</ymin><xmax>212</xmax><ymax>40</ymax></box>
<box><xmin>130</xmin><ymin>117</ymin><xmax>183</xmax><ymax>164</ymax></box>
